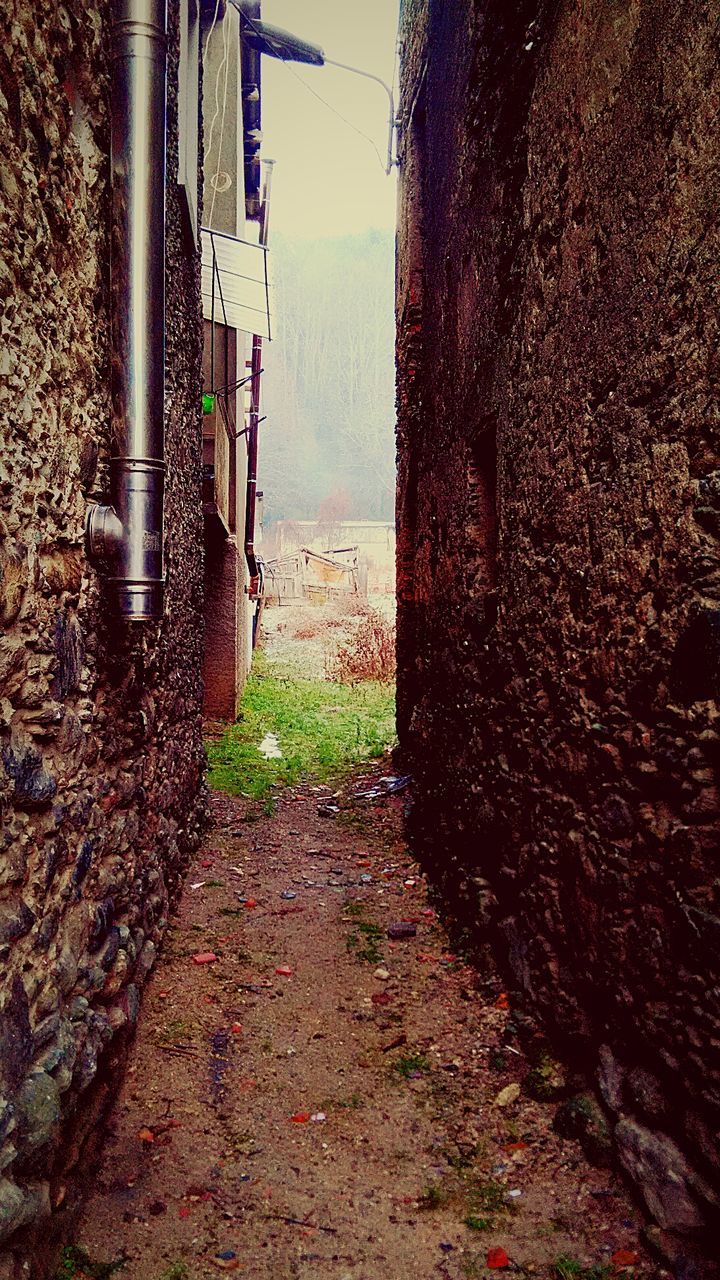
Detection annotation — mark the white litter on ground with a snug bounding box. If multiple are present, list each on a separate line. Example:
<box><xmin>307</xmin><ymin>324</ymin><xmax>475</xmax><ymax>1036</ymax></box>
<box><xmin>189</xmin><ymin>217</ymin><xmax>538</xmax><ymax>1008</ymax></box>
<box><xmin>258</xmin><ymin>733</ymin><xmax>282</xmax><ymax>759</ymax></box>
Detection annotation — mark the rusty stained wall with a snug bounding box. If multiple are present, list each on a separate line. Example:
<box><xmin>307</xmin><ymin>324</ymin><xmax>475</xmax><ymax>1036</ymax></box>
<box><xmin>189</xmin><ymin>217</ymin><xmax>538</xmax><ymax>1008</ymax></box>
<box><xmin>397</xmin><ymin>0</ymin><xmax>720</xmax><ymax>1260</ymax></box>
<box><xmin>0</xmin><ymin>2</ymin><xmax>205</xmax><ymax>1272</ymax></box>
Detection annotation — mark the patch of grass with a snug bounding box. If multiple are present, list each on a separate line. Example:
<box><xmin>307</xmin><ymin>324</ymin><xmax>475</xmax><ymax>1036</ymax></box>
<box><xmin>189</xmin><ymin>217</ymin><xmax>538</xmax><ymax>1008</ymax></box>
<box><xmin>463</xmin><ymin>1214</ymin><xmax>493</xmax><ymax>1231</ymax></box>
<box><xmin>207</xmin><ymin>651</ymin><xmax>396</xmax><ymax>798</ymax></box>
<box><xmin>204</xmin><ymin>879</ymin><xmax>225</xmax><ymax>888</ymax></box>
<box><xmin>335</xmin><ymin>1092</ymin><xmax>363</xmax><ymax>1109</ymax></box>
<box><xmin>55</xmin><ymin>1247</ymin><xmax>126</xmax><ymax>1280</ymax></box>
<box><xmin>461</xmin><ymin>1257</ymin><xmax>484</xmax><ymax>1279</ymax></box>
<box><xmin>457</xmin><ymin>1173</ymin><xmax>518</xmax><ymax>1235</ymax></box>
<box><xmin>343</xmin><ymin>900</ymin><xmax>367</xmax><ymax>918</ymax></box>
<box><xmin>346</xmin><ymin>919</ymin><xmax>384</xmax><ymax>965</ymax></box>
<box><xmin>391</xmin><ymin>1051</ymin><xmax>431</xmax><ymax>1079</ymax></box>
<box><xmin>419</xmin><ymin>1181</ymin><xmax>448</xmax><ymax>1210</ymax></box>
<box><xmin>155</xmin><ymin>1019</ymin><xmax>192</xmax><ymax>1046</ymax></box>
<box><xmin>226</xmin><ymin>1130</ymin><xmax>257</xmax><ymax>1155</ymax></box>
<box><xmin>157</xmin><ymin>1264</ymin><xmax>191</xmax><ymax>1280</ymax></box>
<box><xmin>466</xmin><ymin>1175</ymin><xmax>511</xmax><ymax>1216</ymax></box>
<box><xmin>551</xmin><ymin>1259</ymin><xmax>611</xmax><ymax>1280</ymax></box>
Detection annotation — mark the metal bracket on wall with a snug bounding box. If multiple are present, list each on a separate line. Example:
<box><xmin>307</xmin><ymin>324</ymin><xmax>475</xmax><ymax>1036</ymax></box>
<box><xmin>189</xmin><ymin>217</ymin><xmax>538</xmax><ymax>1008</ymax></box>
<box><xmin>232</xmin><ymin>414</ymin><xmax>266</xmax><ymax>442</ymax></box>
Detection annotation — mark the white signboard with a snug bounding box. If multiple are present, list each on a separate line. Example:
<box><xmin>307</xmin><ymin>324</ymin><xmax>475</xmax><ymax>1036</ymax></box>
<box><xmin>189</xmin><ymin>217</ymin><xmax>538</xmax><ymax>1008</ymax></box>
<box><xmin>201</xmin><ymin>227</ymin><xmax>272</xmax><ymax>340</ymax></box>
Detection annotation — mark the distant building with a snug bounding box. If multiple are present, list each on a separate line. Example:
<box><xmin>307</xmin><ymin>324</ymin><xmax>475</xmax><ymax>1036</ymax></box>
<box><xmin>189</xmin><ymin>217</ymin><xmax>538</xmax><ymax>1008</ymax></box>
<box><xmin>271</xmin><ymin>519</ymin><xmax>396</xmax><ymax>595</ymax></box>
<box><xmin>264</xmin><ymin>546</ymin><xmax>360</xmax><ymax>605</ymax></box>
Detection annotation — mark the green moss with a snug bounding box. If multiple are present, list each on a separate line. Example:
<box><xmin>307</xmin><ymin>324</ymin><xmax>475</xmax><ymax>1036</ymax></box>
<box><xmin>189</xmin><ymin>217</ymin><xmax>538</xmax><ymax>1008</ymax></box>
<box><xmin>525</xmin><ymin>1051</ymin><xmax>567</xmax><ymax>1101</ymax></box>
<box><xmin>206</xmin><ymin>652</ymin><xmax>396</xmax><ymax>798</ymax></box>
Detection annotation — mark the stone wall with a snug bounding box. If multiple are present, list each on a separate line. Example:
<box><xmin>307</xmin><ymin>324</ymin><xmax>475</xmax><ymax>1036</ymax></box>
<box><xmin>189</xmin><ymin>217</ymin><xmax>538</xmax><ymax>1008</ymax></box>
<box><xmin>0</xmin><ymin>2</ymin><xmax>205</xmax><ymax>1273</ymax></box>
<box><xmin>396</xmin><ymin>0</ymin><xmax>720</xmax><ymax>1265</ymax></box>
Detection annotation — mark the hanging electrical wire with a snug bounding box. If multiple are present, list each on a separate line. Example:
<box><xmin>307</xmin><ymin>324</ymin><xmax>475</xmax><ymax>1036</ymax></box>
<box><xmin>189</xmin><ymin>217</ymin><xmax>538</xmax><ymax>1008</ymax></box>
<box><xmin>202</xmin><ymin>0</ymin><xmax>222</xmax><ymax>76</ymax></box>
<box><xmin>203</xmin><ymin>7</ymin><xmax>230</xmax><ymax>184</ymax></box>
<box><xmin>237</xmin><ymin>7</ymin><xmax>389</xmax><ymax>174</ymax></box>
<box><xmin>208</xmin><ymin>8</ymin><xmax>232</xmax><ymax>226</ymax></box>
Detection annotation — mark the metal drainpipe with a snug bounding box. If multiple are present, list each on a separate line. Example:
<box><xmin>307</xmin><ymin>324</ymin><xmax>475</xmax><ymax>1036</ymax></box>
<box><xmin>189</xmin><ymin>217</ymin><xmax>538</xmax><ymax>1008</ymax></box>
<box><xmin>86</xmin><ymin>0</ymin><xmax>167</xmax><ymax>622</ymax></box>
<box><xmin>244</xmin><ymin>332</ymin><xmax>262</xmax><ymax>597</ymax></box>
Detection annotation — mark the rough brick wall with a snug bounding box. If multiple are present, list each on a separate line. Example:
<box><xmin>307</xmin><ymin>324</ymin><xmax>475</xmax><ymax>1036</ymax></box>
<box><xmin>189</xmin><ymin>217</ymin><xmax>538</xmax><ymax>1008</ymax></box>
<box><xmin>0</xmin><ymin>3</ymin><xmax>205</xmax><ymax>1273</ymax></box>
<box><xmin>397</xmin><ymin>0</ymin><xmax>720</xmax><ymax>1259</ymax></box>
<box><xmin>203</xmin><ymin>531</ymin><xmax>240</xmax><ymax>721</ymax></box>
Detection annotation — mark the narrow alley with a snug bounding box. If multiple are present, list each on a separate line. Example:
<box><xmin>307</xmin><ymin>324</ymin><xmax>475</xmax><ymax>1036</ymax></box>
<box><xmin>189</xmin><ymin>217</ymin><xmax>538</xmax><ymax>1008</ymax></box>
<box><xmin>3</xmin><ymin>0</ymin><xmax>720</xmax><ymax>1276</ymax></box>
<box><xmin>72</xmin><ymin>757</ymin><xmax>652</xmax><ymax>1279</ymax></box>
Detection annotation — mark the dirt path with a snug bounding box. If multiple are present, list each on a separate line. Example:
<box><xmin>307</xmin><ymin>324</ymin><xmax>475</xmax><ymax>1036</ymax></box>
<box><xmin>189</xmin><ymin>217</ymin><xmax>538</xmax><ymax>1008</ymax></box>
<box><xmin>74</xmin><ymin>774</ymin><xmax>655</xmax><ymax>1280</ymax></box>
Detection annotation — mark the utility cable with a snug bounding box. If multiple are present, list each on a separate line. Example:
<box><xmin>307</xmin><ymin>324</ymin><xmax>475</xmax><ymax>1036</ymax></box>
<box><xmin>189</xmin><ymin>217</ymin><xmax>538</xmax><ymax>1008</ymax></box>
<box><xmin>208</xmin><ymin>11</ymin><xmax>231</xmax><ymax>226</ymax></box>
<box><xmin>236</xmin><ymin>7</ymin><xmax>387</xmax><ymax>173</ymax></box>
<box><xmin>202</xmin><ymin>0</ymin><xmax>222</xmax><ymax>76</ymax></box>
<box><xmin>281</xmin><ymin>60</ymin><xmax>386</xmax><ymax>172</ymax></box>
<box><xmin>204</xmin><ymin>11</ymin><xmax>229</xmax><ymax>176</ymax></box>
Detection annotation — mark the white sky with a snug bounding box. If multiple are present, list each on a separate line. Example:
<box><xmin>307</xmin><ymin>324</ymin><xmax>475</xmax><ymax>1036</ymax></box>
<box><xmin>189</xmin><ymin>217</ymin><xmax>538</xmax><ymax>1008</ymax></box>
<box><xmin>261</xmin><ymin>0</ymin><xmax>399</xmax><ymax>238</ymax></box>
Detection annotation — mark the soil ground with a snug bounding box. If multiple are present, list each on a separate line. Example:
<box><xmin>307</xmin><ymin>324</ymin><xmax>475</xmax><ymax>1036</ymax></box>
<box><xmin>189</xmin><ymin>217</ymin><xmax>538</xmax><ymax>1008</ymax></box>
<box><xmin>74</xmin><ymin>767</ymin><xmax>657</xmax><ymax>1280</ymax></box>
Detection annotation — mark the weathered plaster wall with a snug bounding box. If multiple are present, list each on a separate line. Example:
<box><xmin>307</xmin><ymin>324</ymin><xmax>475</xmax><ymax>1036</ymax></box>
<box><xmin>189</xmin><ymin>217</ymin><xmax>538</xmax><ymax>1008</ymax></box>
<box><xmin>397</xmin><ymin>0</ymin><xmax>720</xmax><ymax>1264</ymax></box>
<box><xmin>203</xmin><ymin>533</ymin><xmax>240</xmax><ymax>721</ymax></box>
<box><xmin>0</xmin><ymin>3</ymin><xmax>204</xmax><ymax>1273</ymax></box>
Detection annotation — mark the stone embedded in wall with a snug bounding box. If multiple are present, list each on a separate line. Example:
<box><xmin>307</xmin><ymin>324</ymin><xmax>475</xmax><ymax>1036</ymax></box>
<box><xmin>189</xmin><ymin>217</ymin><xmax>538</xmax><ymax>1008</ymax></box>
<box><xmin>0</xmin><ymin>1180</ymin><xmax>50</xmax><ymax>1248</ymax></box>
<box><xmin>0</xmin><ymin>980</ymin><xmax>33</xmax><ymax>1099</ymax></box>
<box><xmin>12</xmin><ymin>1074</ymin><xmax>61</xmax><ymax>1176</ymax></box>
<box><xmin>0</xmin><ymin>545</ymin><xmax>28</xmax><ymax>626</ymax></box>
<box><xmin>597</xmin><ymin>1043</ymin><xmax>624</xmax><ymax>1113</ymax></box>
<box><xmin>615</xmin><ymin>1120</ymin><xmax>717</xmax><ymax>1236</ymax></box>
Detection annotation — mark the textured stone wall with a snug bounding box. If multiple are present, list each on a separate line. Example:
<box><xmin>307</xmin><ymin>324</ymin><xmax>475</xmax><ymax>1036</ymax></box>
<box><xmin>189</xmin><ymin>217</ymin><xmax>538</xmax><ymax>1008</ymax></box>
<box><xmin>397</xmin><ymin>0</ymin><xmax>720</xmax><ymax>1264</ymax></box>
<box><xmin>0</xmin><ymin>3</ymin><xmax>205</xmax><ymax>1273</ymax></box>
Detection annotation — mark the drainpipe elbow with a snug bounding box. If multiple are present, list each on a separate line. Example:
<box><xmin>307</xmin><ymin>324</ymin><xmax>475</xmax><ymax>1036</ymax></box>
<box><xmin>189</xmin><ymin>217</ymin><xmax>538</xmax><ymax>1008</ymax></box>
<box><xmin>86</xmin><ymin>502</ymin><xmax>124</xmax><ymax>565</ymax></box>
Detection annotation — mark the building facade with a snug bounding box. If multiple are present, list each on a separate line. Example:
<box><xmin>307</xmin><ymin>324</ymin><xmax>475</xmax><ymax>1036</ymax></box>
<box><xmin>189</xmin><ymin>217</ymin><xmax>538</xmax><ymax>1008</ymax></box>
<box><xmin>201</xmin><ymin>0</ymin><xmax>271</xmax><ymax>721</ymax></box>
<box><xmin>397</xmin><ymin>0</ymin><xmax>720</xmax><ymax>1262</ymax></box>
<box><xmin>0</xmin><ymin>2</ymin><xmax>205</xmax><ymax>1271</ymax></box>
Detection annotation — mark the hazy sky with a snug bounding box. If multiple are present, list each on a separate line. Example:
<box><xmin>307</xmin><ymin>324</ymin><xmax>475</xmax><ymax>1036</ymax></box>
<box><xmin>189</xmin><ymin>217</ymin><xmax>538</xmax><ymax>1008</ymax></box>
<box><xmin>261</xmin><ymin>0</ymin><xmax>399</xmax><ymax>238</ymax></box>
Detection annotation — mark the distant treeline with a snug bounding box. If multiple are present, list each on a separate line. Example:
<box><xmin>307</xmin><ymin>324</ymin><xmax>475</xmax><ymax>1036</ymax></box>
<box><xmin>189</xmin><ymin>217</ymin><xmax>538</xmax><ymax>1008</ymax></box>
<box><xmin>260</xmin><ymin>228</ymin><xmax>396</xmax><ymax>523</ymax></box>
